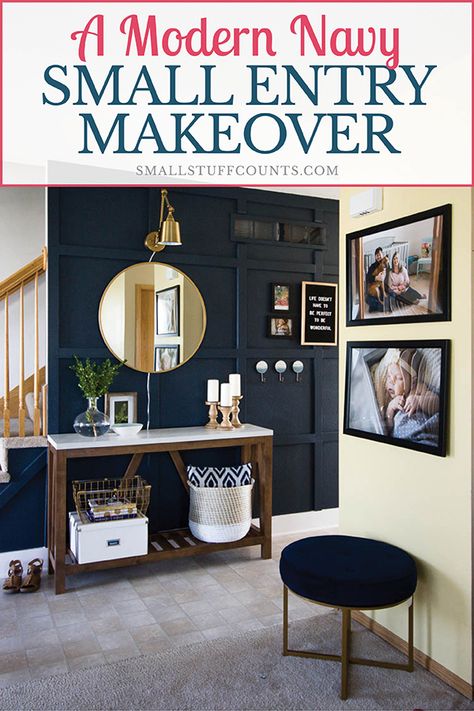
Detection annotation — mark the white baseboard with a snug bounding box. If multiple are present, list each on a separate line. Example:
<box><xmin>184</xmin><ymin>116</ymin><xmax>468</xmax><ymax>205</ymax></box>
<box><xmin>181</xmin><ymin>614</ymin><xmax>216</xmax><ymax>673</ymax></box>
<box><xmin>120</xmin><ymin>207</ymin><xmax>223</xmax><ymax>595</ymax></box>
<box><xmin>0</xmin><ymin>511</ymin><xmax>339</xmax><ymax>573</ymax></box>
<box><xmin>0</xmin><ymin>546</ymin><xmax>47</xmax><ymax>575</ymax></box>
<box><xmin>253</xmin><ymin>508</ymin><xmax>339</xmax><ymax>537</ymax></box>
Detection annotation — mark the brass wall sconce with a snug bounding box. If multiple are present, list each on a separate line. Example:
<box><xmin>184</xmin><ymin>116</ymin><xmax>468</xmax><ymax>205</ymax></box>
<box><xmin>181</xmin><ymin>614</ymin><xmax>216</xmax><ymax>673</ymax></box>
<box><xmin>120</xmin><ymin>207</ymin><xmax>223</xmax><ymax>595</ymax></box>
<box><xmin>145</xmin><ymin>188</ymin><xmax>182</xmax><ymax>252</ymax></box>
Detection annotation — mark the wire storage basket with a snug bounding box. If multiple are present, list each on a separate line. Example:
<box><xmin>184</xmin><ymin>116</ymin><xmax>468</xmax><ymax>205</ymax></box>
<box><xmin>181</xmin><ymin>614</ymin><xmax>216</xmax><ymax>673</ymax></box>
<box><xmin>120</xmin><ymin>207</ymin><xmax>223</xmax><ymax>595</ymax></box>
<box><xmin>72</xmin><ymin>476</ymin><xmax>151</xmax><ymax>524</ymax></box>
<box><xmin>188</xmin><ymin>479</ymin><xmax>254</xmax><ymax>543</ymax></box>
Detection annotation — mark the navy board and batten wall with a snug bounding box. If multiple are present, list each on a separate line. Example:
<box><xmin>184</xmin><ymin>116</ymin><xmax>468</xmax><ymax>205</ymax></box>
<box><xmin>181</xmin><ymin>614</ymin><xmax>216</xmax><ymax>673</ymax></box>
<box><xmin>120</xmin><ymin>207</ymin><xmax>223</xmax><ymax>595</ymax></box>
<box><xmin>0</xmin><ymin>187</ymin><xmax>339</xmax><ymax>552</ymax></box>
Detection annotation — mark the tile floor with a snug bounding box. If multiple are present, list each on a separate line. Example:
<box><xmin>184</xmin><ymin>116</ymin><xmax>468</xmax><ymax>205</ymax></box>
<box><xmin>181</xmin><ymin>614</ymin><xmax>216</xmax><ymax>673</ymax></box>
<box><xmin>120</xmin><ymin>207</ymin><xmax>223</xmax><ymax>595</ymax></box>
<box><xmin>0</xmin><ymin>531</ymin><xmax>335</xmax><ymax>688</ymax></box>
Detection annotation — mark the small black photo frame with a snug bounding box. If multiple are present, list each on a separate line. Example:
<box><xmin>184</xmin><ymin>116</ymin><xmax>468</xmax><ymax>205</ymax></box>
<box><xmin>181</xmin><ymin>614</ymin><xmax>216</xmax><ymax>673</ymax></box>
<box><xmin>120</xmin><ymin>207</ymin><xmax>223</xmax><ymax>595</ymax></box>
<box><xmin>156</xmin><ymin>286</ymin><xmax>180</xmax><ymax>336</ymax></box>
<box><xmin>271</xmin><ymin>283</ymin><xmax>290</xmax><ymax>312</ymax></box>
<box><xmin>268</xmin><ymin>316</ymin><xmax>294</xmax><ymax>338</ymax></box>
<box><xmin>301</xmin><ymin>281</ymin><xmax>338</xmax><ymax>346</ymax></box>
<box><xmin>343</xmin><ymin>340</ymin><xmax>449</xmax><ymax>457</ymax></box>
<box><xmin>346</xmin><ymin>204</ymin><xmax>451</xmax><ymax>326</ymax></box>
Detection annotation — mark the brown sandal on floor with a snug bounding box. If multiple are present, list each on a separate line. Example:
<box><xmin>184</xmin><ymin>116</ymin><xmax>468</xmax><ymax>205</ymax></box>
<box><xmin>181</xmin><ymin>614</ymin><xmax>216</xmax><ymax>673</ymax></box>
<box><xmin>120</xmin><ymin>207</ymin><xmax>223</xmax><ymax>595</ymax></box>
<box><xmin>3</xmin><ymin>560</ymin><xmax>23</xmax><ymax>593</ymax></box>
<box><xmin>20</xmin><ymin>558</ymin><xmax>43</xmax><ymax>593</ymax></box>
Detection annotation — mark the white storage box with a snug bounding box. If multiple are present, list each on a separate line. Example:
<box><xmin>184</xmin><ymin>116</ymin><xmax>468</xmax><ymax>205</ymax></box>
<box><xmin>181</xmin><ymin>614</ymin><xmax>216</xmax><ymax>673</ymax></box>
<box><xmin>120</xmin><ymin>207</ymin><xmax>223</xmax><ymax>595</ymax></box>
<box><xmin>69</xmin><ymin>511</ymin><xmax>148</xmax><ymax>564</ymax></box>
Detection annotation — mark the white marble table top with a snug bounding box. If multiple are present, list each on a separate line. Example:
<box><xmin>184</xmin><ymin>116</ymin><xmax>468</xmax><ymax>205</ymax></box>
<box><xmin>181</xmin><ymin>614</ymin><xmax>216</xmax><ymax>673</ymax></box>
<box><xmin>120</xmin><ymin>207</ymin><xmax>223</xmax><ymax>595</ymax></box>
<box><xmin>47</xmin><ymin>424</ymin><xmax>273</xmax><ymax>451</ymax></box>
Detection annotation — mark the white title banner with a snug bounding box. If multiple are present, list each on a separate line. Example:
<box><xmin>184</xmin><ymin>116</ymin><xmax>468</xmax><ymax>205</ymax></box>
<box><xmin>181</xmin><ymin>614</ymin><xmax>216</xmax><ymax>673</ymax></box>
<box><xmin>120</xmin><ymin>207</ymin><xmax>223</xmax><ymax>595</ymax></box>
<box><xmin>2</xmin><ymin>1</ymin><xmax>472</xmax><ymax>185</ymax></box>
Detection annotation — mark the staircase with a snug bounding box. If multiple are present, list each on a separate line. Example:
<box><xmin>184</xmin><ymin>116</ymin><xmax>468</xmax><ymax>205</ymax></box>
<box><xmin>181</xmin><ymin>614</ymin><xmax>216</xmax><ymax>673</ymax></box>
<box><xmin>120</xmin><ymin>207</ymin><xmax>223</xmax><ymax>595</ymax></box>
<box><xmin>0</xmin><ymin>248</ymin><xmax>48</xmax><ymax>482</ymax></box>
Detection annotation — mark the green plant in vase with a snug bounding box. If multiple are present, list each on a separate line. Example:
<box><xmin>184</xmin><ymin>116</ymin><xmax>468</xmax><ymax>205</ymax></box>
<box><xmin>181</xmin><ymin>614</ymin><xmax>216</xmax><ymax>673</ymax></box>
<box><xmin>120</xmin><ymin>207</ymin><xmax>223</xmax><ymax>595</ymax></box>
<box><xmin>70</xmin><ymin>356</ymin><xmax>124</xmax><ymax>437</ymax></box>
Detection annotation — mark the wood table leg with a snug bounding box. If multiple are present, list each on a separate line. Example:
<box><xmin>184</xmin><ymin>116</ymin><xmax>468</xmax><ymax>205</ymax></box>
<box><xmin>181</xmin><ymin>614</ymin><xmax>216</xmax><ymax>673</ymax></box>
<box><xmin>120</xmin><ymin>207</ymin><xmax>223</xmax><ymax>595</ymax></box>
<box><xmin>121</xmin><ymin>453</ymin><xmax>144</xmax><ymax>482</ymax></box>
<box><xmin>53</xmin><ymin>451</ymin><xmax>67</xmax><ymax>594</ymax></box>
<box><xmin>47</xmin><ymin>447</ymin><xmax>53</xmax><ymax>574</ymax></box>
<box><xmin>257</xmin><ymin>437</ymin><xmax>272</xmax><ymax>559</ymax></box>
<box><xmin>169</xmin><ymin>451</ymin><xmax>190</xmax><ymax>493</ymax></box>
<box><xmin>241</xmin><ymin>444</ymin><xmax>252</xmax><ymax>465</ymax></box>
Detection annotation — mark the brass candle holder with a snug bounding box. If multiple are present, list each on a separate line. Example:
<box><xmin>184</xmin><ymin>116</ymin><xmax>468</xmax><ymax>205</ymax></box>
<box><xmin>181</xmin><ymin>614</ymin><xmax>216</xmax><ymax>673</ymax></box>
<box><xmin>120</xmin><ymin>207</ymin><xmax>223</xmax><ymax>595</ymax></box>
<box><xmin>205</xmin><ymin>401</ymin><xmax>219</xmax><ymax>429</ymax></box>
<box><xmin>231</xmin><ymin>395</ymin><xmax>243</xmax><ymax>428</ymax></box>
<box><xmin>218</xmin><ymin>405</ymin><xmax>233</xmax><ymax>430</ymax></box>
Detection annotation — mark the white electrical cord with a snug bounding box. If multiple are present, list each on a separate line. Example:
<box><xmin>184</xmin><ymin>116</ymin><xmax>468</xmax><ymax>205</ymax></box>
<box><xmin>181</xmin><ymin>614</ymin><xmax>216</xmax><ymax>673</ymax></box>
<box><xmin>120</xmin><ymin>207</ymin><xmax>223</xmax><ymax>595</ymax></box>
<box><xmin>146</xmin><ymin>372</ymin><xmax>151</xmax><ymax>431</ymax></box>
<box><xmin>147</xmin><ymin>249</ymin><xmax>156</xmax><ymax>430</ymax></box>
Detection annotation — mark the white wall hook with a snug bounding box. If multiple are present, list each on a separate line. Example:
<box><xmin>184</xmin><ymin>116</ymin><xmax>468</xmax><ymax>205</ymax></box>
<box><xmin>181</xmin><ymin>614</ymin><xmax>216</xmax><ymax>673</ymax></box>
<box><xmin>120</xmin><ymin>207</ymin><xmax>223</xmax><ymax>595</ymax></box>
<box><xmin>256</xmin><ymin>360</ymin><xmax>269</xmax><ymax>383</ymax></box>
<box><xmin>292</xmin><ymin>360</ymin><xmax>304</xmax><ymax>382</ymax></box>
<box><xmin>275</xmin><ymin>360</ymin><xmax>287</xmax><ymax>382</ymax></box>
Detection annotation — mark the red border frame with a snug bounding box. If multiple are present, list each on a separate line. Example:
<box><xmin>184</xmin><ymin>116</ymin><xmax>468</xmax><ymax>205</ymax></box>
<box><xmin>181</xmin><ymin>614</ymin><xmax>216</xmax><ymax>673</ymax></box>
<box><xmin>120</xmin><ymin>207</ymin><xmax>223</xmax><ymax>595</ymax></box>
<box><xmin>0</xmin><ymin>0</ymin><xmax>472</xmax><ymax>187</ymax></box>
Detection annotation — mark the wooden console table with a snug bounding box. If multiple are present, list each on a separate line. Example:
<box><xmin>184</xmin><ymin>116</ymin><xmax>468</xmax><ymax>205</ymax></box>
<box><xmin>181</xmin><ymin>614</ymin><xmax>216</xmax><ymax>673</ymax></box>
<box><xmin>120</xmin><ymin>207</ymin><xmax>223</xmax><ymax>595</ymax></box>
<box><xmin>47</xmin><ymin>425</ymin><xmax>273</xmax><ymax>594</ymax></box>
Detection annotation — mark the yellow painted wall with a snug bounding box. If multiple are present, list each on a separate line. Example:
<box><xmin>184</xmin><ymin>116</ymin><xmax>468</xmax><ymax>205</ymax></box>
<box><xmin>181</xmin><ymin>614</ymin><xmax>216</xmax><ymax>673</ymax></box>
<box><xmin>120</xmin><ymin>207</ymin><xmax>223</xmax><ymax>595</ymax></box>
<box><xmin>339</xmin><ymin>188</ymin><xmax>472</xmax><ymax>684</ymax></box>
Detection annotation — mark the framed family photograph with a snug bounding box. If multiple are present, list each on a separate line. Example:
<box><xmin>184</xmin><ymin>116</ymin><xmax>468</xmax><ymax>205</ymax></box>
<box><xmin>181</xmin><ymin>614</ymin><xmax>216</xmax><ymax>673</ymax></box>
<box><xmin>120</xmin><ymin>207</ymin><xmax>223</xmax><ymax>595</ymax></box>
<box><xmin>154</xmin><ymin>345</ymin><xmax>180</xmax><ymax>371</ymax></box>
<box><xmin>346</xmin><ymin>204</ymin><xmax>451</xmax><ymax>326</ymax></box>
<box><xmin>268</xmin><ymin>316</ymin><xmax>293</xmax><ymax>338</ymax></box>
<box><xmin>156</xmin><ymin>286</ymin><xmax>180</xmax><ymax>336</ymax></box>
<box><xmin>104</xmin><ymin>392</ymin><xmax>138</xmax><ymax>425</ymax></box>
<box><xmin>343</xmin><ymin>340</ymin><xmax>449</xmax><ymax>457</ymax></box>
<box><xmin>271</xmin><ymin>283</ymin><xmax>290</xmax><ymax>311</ymax></box>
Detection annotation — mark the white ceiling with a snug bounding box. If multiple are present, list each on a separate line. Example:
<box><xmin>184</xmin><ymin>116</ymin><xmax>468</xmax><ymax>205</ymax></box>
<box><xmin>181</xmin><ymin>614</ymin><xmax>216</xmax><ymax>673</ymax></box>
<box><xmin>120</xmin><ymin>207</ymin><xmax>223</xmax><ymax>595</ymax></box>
<box><xmin>255</xmin><ymin>186</ymin><xmax>339</xmax><ymax>200</ymax></box>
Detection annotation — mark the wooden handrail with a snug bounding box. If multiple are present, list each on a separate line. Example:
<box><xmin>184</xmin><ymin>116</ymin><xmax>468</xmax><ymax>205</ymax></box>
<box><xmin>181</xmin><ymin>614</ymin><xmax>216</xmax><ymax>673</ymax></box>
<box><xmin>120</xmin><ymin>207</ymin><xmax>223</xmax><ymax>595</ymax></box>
<box><xmin>0</xmin><ymin>246</ymin><xmax>47</xmax><ymax>300</ymax></box>
<box><xmin>1</xmin><ymin>247</ymin><xmax>47</xmax><ymax>438</ymax></box>
<box><xmin>4</xmin><ymin>294</ymin><xmax>10</xmax><ymax>437</ymax></box>
<box><xmin>33</xmin><ymin>272</ymin><xmax>41</xmax><ymax>436</ymax></box>
<box><xmin>19</xmin><ymin>283</ymin><xmax>25</xmax><ymax>436</ymax></box>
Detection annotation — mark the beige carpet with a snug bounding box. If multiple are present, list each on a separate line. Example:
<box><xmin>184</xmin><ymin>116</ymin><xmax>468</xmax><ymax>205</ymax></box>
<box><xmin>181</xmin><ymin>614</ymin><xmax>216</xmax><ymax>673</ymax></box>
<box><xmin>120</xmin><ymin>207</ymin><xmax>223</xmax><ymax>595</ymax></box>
<box><xmin>0</xmin><ymin>614</ymin><xmax>473</xmax><ymax>710</ymax></box>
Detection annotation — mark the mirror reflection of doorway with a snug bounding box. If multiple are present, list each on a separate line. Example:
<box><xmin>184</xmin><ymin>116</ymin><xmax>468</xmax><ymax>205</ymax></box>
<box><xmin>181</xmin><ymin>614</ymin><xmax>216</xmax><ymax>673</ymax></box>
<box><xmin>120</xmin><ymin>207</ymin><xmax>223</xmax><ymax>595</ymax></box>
<box><xmin>135</xmin><ymin>284</ymin><xmax>154</xmax><ymax>372</ymax></box>
<box><xmin>99</xmin><ymin>262</ymin><xmax>206</xmax><ymax>373</ymax></box>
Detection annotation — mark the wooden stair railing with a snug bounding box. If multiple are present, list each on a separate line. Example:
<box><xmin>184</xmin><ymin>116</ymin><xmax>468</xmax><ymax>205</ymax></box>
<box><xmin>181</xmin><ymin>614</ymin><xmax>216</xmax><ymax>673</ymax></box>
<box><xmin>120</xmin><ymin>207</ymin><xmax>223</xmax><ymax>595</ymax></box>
<box><xmin>0</xmin><ymin>247</ymin><xmax>47</xmax><ymax>437</ymax></box>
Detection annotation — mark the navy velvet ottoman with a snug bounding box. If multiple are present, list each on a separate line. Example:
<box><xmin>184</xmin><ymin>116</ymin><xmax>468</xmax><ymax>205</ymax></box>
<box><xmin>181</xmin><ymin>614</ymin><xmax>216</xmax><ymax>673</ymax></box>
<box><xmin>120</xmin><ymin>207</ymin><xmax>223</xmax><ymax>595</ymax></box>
<box><xmin>279</xmin><ymin>535</ymin><xmax>417</xmax><ymax>700</ymax></box>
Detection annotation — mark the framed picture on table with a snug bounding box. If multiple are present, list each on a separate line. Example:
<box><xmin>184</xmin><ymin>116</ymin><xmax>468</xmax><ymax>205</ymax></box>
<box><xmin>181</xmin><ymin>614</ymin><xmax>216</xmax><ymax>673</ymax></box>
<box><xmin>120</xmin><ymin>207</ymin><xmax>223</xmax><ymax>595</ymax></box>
<box><xmin>104</xmin><ymin>392</ymin><xmax>138</xmax><ymax>425</ymax></box>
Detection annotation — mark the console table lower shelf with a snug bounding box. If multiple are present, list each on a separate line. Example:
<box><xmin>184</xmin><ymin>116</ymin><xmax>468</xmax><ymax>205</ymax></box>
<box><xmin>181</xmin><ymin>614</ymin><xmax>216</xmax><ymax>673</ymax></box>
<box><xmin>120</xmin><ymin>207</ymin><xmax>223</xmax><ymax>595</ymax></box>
<box><xmin>47</xmin><ymin>425</ymin><xmax>273</xmax><ymax>594</ymax></box>
<box><xmin>60</xmin><ymin>524</ymin><xmax>265</xmax><ymax>574</ymax></box>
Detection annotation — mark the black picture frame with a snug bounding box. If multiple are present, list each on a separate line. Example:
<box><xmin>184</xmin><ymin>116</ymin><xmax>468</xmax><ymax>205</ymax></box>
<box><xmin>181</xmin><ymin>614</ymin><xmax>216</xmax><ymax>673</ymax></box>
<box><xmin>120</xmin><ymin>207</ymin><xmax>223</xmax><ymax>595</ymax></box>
<box><xmin>267</xmin><ymin>316</ymin><xmax>294</xmax><ymax>338</ymax></box>
<box><xmin>343</xmin><ymin>340</ymin><xmax>450</xmax><ymax>457</ymax></box>
<box><xmin>156</xmin><ymin>286</ymin><xmax>180</xmax><ymax>337</ymax></box>
<box><xmin>154</xmin><ymin>345</ymin><xmax>180</xmax><ymax>371</ymax></box>
<box><xmin>271</xmin><ymin>283</ymin><xmax>290</xmax><ymax>312</ymax></box>
<box><xmin>346</xmin><ymin>204</ymin><xmax>451</xmax><ymax>327</ymax></box>
<box><xmin>301</xmin><ymin>281</ymin><xmax>338</xmax><ymax>346</ymax></box>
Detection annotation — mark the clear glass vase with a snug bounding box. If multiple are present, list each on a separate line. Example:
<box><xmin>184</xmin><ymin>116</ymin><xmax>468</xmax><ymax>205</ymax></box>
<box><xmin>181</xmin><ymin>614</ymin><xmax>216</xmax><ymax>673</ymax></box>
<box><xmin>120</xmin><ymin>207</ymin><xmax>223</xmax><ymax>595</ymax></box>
<box><xmin>73</xmin><ymin>397</ymin><xmax>110</xmax><ymax>437</ymax></box>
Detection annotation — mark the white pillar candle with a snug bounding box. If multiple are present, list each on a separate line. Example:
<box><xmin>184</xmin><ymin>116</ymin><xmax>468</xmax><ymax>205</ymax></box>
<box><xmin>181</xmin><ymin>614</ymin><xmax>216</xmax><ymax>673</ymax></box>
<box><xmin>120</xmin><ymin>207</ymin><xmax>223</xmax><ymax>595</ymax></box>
<box><xmin>220</xmin><ymin>383</ymin><xmax>232</xmax><ymax>407</ymax></box>
<box><xmin>229</xmin><ymin>373</ymin><xmax>241</xmax><ymax>397</ymax></box>
<box><xmin>207</xmin><ymin>379</ymin><xmax>219</xmax><ymax>402</ymax></box>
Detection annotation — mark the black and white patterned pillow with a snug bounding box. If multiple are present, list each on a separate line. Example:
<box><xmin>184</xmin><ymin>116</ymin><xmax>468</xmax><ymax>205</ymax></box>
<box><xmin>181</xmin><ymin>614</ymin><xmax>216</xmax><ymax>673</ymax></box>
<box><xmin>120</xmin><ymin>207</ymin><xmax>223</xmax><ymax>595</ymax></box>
<box><xmin>187</xmin><ymin>463</ymin><xmax>252</xmax><ymax>488</ymax></box>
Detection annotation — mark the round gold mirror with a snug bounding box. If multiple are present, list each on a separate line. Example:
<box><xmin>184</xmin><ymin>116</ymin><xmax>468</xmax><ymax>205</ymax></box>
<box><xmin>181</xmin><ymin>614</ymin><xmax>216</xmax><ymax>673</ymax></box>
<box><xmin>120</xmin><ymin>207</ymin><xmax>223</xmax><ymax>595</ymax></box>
<box><xmin>99</xmin><ymin>263</ymin><xmax>206</xmax><ymax>373</ymax></box>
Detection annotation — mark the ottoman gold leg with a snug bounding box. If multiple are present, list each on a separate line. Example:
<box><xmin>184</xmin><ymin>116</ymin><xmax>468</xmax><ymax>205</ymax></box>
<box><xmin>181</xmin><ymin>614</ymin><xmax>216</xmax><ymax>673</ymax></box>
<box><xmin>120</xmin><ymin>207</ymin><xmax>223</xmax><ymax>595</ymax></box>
<box><xmin>341</xmin><ymin>608</ymin><xmax>351</xmax><ymax>700</ymax></box>
<box><xmin>283</xmin><ymin>584</ymin><xmax>289</xmax><ymax>656</ymax></box>
<box><xmin>408</xmin><ymin>598</ymin><xmax>414</xmax><ymax>671</ymax></box>
<box><xmin>282</xmin><ymin>585</ymin><xmax>414</xmax><ymax>700</ymax></box>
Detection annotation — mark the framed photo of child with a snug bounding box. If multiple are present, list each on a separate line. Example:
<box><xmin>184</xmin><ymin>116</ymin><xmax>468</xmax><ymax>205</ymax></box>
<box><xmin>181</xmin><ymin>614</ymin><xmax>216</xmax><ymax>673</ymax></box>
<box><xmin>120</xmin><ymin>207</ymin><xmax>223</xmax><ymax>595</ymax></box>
<box><xmin>268</xmin><ymin>316</ymin><xmax>294</xmax><ymax>338</ymax></box>
<box><xmin>346</xmin><ymin>204</ymin><xmax>451</xmax><ymax>326</ymax></box>
<box><xmin>343</xmin><ymin>341</ymin><xmax>449</xmax><ymax>457</ymax></box>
